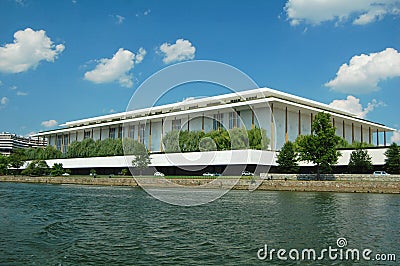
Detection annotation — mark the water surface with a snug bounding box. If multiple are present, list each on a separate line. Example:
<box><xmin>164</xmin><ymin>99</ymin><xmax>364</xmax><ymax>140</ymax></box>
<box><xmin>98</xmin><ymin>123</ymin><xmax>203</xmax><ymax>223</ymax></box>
<box><xmin>0</xmin><ymin>182</ymin><xmax>399</xmax><ymax>265</ymax></box>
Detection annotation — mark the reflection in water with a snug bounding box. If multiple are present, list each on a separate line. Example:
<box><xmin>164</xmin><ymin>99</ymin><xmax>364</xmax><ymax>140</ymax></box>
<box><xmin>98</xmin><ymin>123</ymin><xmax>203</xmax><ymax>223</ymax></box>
<box><xmin>0</xmin><ymin>183</ymin><xmax>399</xmax><ymax>265</ymax></box>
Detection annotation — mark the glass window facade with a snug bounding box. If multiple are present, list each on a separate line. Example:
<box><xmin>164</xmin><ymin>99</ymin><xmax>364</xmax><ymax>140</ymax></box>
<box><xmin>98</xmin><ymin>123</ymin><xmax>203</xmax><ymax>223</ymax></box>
<box><xmin>213</xmin><ymin>113</ymin><xmax>224</xmax><ymax>130</ymax></box>
<box><xmin>139</xmin><ymin>124</ymin><xmax>145</xmax><ymax>144</ymax></box>
<box><xmin>229</xmin><ymin>112</ymin><xmax>240</xmax><ymax>129</ymax></box>
<box><xmin>172</xmin><ymin>119</ymin><xmax>181</xmax><ymax>131</ymax></box>
<box><xmin>128</xmin><ymin>125</ymin><xmax>135</xmax><ymax>139</ymax></box>
<box><xmin>84</xmin><ymin>131</ymin><xmax>91</xmax><ymax>139</ymax></box>
<box><xmin>109</xmin><ymin>128</ymin><xmax>116</xmax><ymax>139</ymax></box>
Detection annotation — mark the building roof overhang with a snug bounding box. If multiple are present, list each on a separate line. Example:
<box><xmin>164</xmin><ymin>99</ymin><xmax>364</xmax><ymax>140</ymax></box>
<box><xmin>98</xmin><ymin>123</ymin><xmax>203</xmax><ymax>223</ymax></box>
<box><xmin>32</xmin><ymin>87</ymin><xmax>395</xmax><ymax>137</ymax></box>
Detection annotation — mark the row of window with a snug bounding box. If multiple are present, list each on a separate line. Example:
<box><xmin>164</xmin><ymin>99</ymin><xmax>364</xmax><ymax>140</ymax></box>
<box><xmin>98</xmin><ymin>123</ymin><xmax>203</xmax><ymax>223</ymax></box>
<box><xmin>54</xmin><ymin>111</ymin><xmax>242</xmax><ymax>152</ymax></box>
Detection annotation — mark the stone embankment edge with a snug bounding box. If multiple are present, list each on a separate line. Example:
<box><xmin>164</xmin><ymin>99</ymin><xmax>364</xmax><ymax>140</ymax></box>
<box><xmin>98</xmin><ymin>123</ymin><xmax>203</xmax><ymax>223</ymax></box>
<box><xmin>1</xmin><ymin>176</ymin><xmax>399</xmax><ymax>194</ymax></box>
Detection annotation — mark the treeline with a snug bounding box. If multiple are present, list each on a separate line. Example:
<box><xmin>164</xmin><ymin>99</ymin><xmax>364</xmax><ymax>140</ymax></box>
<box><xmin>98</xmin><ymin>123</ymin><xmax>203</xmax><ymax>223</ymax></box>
<box><xmin>162</xmin><ymin>128</ymin><xmax>270</xmax><ymax>153</ymax></box>
<box><xmin>23</xmin><ymin>138</ymin><xmax>144</xmax><ymax>160</ymax></box>
<box><xmin>276</xmin><ymin>112</ymin><xmax>400</xmax><ymax>175</ymax></box>
<box><xmin>18</xmin><ymin>128</ymin><xmax>270</xmax><ymax>161</ymax></box>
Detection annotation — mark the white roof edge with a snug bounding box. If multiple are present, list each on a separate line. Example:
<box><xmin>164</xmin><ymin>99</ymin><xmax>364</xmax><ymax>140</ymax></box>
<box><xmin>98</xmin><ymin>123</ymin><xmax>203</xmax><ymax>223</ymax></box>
<box><xmin>60</xmin><ymin>87</ymin><xmax>357</xmax><ymax>127</ymax></box>
<box><xmin>32</xmin><ymin>95</ymin><xmax>394</xmax><ymax>137</ymax></box>
<box><xmin>33</xmin><ymin>88</ymin><xmax>394</xmax><ymax>136</ymax></box>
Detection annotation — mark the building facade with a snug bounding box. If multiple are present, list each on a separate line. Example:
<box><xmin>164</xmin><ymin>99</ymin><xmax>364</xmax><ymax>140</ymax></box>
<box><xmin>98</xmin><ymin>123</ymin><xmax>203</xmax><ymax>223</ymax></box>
<box><xmin>0</xmin><ymin>133</ymin><xmax>47</xmax><ymax>155</ymax></box>
<box><xmin>33</xmin><ymin>88</ymin><xmax>394</xmax><ymax>155</ymax></box>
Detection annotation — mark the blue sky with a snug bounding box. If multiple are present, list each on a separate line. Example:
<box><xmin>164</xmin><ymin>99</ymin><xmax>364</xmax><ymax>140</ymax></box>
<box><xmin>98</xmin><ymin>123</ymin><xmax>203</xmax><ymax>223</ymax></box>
<box><xmin>0</xmin><ymin>0</ymin><xmax>399</xmax><ymax>142</ymax></box>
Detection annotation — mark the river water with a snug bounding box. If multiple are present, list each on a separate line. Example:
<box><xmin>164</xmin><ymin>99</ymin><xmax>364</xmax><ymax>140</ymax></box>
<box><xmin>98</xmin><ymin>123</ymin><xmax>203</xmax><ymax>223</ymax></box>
<box><xmin>0</xmin><ymin>182</ymin><xmax>399</xmax><ymax>265</ymax></box>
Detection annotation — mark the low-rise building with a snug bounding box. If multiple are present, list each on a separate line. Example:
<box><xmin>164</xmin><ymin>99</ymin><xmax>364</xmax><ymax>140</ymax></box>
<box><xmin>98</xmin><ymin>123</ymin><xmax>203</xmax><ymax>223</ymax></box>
<box><xmin>0</xmin><ymin>133</ymin><xmax>47</xmax><ymax>156</ymax></box>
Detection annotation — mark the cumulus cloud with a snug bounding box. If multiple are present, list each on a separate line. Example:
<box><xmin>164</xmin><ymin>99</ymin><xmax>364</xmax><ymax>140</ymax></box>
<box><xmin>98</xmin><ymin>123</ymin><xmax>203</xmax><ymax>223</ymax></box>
<box><xmin>329</xmin><ymin>95</ymin><xmax>385</xmax><ymax>118</ymax></box>
<box><xmin>0</xmin><ymin>28</ymin><xmax>65</xmax><ymax>73</ymax></box>
<box><xmin>41</xmin><ymin>119</ymin><xmax>58</xmax><ymax>128</ymax></box>
<box><xmin>1</xmin><ymin>96</ymin><xmax>9</xmax><ymax>106</ymax></box>
<box><xmin>159</xmin><ymin>39</ymin><xmax>196</xmax><ymax>64</ymax></box>
<box><xmin>135</xmin><ymin>9</ymin><xmax>151</xmax><ymax>17</ymax></box>
<box><xmin>325</xmin><ymin>48</ymin><xmax>400</xmax><ymax>94</ymax></box>
<box><xmin>135</xmin><ymin>47</ymin><xmax>146</xmax><ymax>64</ymax></box>
<box><xmin>16</xmin><ymin>91</ymin><xmax>28</xmax><ymax>96</ymax></box>
<box><xmin>391</xmin><ymin>129</ymin><xmax>400</xmax><ymax>143</ymax></box>
<box><xmin>84</xmin><ymin>48</ymin><xmax>138</xmax><ymax>88</ymax></box>
<box><xmin>112</xmin><ymin>14</ymin><xmax>125</xmax><ymax>24</ymax></box>
<box><xmin>285</xmin><ymin>0</ymin><xmax>400</xmax><ymax>26</ymax></box>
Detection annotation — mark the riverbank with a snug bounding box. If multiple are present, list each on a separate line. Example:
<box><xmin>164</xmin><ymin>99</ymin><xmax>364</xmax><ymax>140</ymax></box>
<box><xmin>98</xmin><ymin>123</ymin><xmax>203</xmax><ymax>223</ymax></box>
<box><xmin>1</xmin><ymin>175</ymin><xmax>399</xmax><ymax>194</ymax></box>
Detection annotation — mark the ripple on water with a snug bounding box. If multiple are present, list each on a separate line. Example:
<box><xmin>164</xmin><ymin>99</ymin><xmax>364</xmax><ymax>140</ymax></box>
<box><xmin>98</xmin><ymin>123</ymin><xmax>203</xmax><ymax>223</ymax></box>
<box><xmin>0</xmin><ymin>183</ymin><xmax>399</xmax><ymax>265</ymax></box>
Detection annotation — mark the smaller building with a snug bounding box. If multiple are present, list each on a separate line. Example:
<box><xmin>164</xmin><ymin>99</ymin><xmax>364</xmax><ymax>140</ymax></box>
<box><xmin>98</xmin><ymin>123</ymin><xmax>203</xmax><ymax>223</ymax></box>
<box><xmin>0</xmin><ymin>132</ymin><xmax>47</xmax><ymax>155</ymax></box>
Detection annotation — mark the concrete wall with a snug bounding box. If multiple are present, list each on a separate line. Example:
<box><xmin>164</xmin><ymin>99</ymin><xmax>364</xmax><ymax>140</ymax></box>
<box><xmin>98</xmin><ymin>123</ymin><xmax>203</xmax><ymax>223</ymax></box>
<box><xmin>21</xmin><ymin>148</ymin><xmax>389</xmax><ymax>170</ymax></box>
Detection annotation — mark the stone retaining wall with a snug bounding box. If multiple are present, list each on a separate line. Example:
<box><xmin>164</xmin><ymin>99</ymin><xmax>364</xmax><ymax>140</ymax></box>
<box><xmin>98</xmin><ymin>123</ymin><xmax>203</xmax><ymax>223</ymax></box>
<box><xmin>1</xmin><ymin>176</ymin><xmax>399</xmax><ymax>194</ymax></box>
<box><xmin>261</xmin><ymin>173</ymin><xmax>400</xmax><ymax>182</ymax></box>
<box><xmin>0</xmin><ymin>176</ymin><xmax>138</xmax><ymax>186</ymax></box>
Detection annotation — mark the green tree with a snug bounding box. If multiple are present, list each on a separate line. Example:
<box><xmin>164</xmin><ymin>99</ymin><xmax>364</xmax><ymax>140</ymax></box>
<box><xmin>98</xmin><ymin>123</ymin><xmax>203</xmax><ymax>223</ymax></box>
<box><xmin>384</xmin><ymin>143</ymin><xmax>400</xmax><ymax>174</ymax></box>
<box><xmin>24</xmin><ymin>146</ymin><xmax>62</xmax><ymax>160</ymax></box>
<box><xmin>131</xmin><ymin>142</ymin><xmax>151</xmax><ymax>175</ymax></box>
<box><xmin>276</xmin><ymin>141</ymin><xmax>299</xmax><ymax>173</ymax></box>
<box><xmin>90</xmin><ymin>169</ymin><xmax>97</xmax><ymax>177</ymax></box>
<box><xmin>51</xmin><ymin>163</ymin><xmax>65</xmax><ymax>176</ymax></box>
<box><xmin>337</xmin><ymin>139</ymin><xmax>374</xmax><ymax>149</ymax></box>
<box><xmin>96</xmin><ymin>138</ymin><xmax>123</xmax><ymax>157</ymax></box>
<box><xmin>121</xmin><ymin>168</ymin><xmax>128</xmax><ymax>176</ymax></box>
<box><xmin>177</xmin><ymin>131</ymin><xmax>205</xmax><ymax>152</ymax></box>
<box><xmin>229</xmin><ymin>128</ymin><xmax>249</xmax><ymax>150</ymax></box>
<box><xmin>66</xmin><ymin>138</ymin><xmax>96</xmax><ymax>158</ymax></box>
<box><xmin>21</xmin><ymin>160</ymin><xmax>50</xmax><ymax>176</ymax></box>
<box><xmin>198</xmin><ymin>137</ymin><xmax>217</xmax><ymax>151</ymax></box>
<box><xmin>205</xmin><ymin>130</ymin><xmax>231</xmax><ymax>150</ymax></box>
<box><xmin>123</xmin><ymin>138</ymin><xmax>140</xmax><ymax>155</ymax></box>
<box><xmin>42</xmin><ymin>146</ymin><xmax>63</xmax><ymax>159</ymax></box>
<box><xmin>296</xmin><ymin>112</ymin><xmax>341</xmax><ymax>179</ymax></box>
<box><xmin>162</xmin><ymin>130</ymin><xmax>180</xmax><ymax>153</ymax></box>
<box><xmin>0</xmin><ymin>155</ymin><xmax>9</xmax><ymax>175</ymax></box>
<box><xmin>248</xmin><ymin>127</ymin><xmax>269</xmax><ymax>150</ymax></box>
<box><xmin>8</xmin><ymin>149</ymin><xmax>26</xmax><ymax>175</ymax></box>
<box><xmin>348</xmin><ymin>145</ymin><xmax>373</xmax><ymax>174</ymax></box>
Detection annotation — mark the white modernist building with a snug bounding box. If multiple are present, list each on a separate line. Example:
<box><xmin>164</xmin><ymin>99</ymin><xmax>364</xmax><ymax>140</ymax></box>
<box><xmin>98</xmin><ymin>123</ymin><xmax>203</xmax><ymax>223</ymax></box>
<box><xmin>0</xmin><ymin>132</ymin><xmax>47</xmax><ymax>156</ymax></box>
<box><xmin>32</xmin><ymin>88</ymin><xmax>394</xmax><ymax>174</ymax></box>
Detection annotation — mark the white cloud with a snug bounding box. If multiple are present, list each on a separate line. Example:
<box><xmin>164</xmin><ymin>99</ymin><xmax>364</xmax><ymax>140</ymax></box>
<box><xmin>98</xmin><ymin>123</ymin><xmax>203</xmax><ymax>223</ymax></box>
<box><xmin>353</xmin><ymin>8</ymin><xmax>388</xmax><ymax>25</ymax></box>
<box><xmin>9</xmin><ymin>85</ymin><xmax>17</xmax><ymax>90</ymax></box>
<box><xmin>325</xmin><ymin>48</ymin><xmax>400</xmax><ymax>94</ymax></box>
<box><xmin>135</xmin><ymin>47</ymin><xmax>146</xmax><ymax>64</ymax></box>
<box><xmin>114</xmin><ymin>15</ymin><xmax>125</xmax><ymax>24</ymax></box>
<box><xmin>41</xmin><ymin>119</ymin><xmax>58</xmax><ymax>128</ymax></box>
<box><xmin>0</xmin><ymin>80</ymin><xmax>2</xmax><ymax>87</ymax></box>
<box><xmin>84</xmin><ymin>48</ymin><xmax>136</xmax><ymax>88</ymax></box>
<box><xmin>15</xmin><ymin>0</ymin><xmax>25</xmax><ymax>6</ymax></box>
<box><xmin>136</xmin><ymin>9</ymin><xmax>151</xmax><ymax>17</ymax></box>
<box><xmin>391</xmin><ymin>129</ymin><xmax>400</xmax><ymax>143</ymax></box>
<box><xmin>1</xmin><ymin>96</ymin><xmax>9</xmax><ymax>105</ymax></box>
<box><xmin>159</xmin><ymin>39</ymin><xmax>196</xmax><ymax>64</ymax></box>
<box><xmin>16</xmin><ymin>91</ymin><xmax>28</xmax><ymax>96</ymax></box>
<box><xmin>329</xmin><ymin>95</ymin><xmax>385</xmax><ymax>118</ymax></box>
<box><xmin>285</xmin><ymin>0</ymin><xmax>400</xmax><ymax>26</ymax></box>
<box><xmin>25</xmin><ymin>131</ymin><xmax>37</xmax><ymax>137</ymax></box>
<box><xmin>0</xmin><ymin>28</ymin><xmax>65</xmax><ymax>73</ymax></box>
